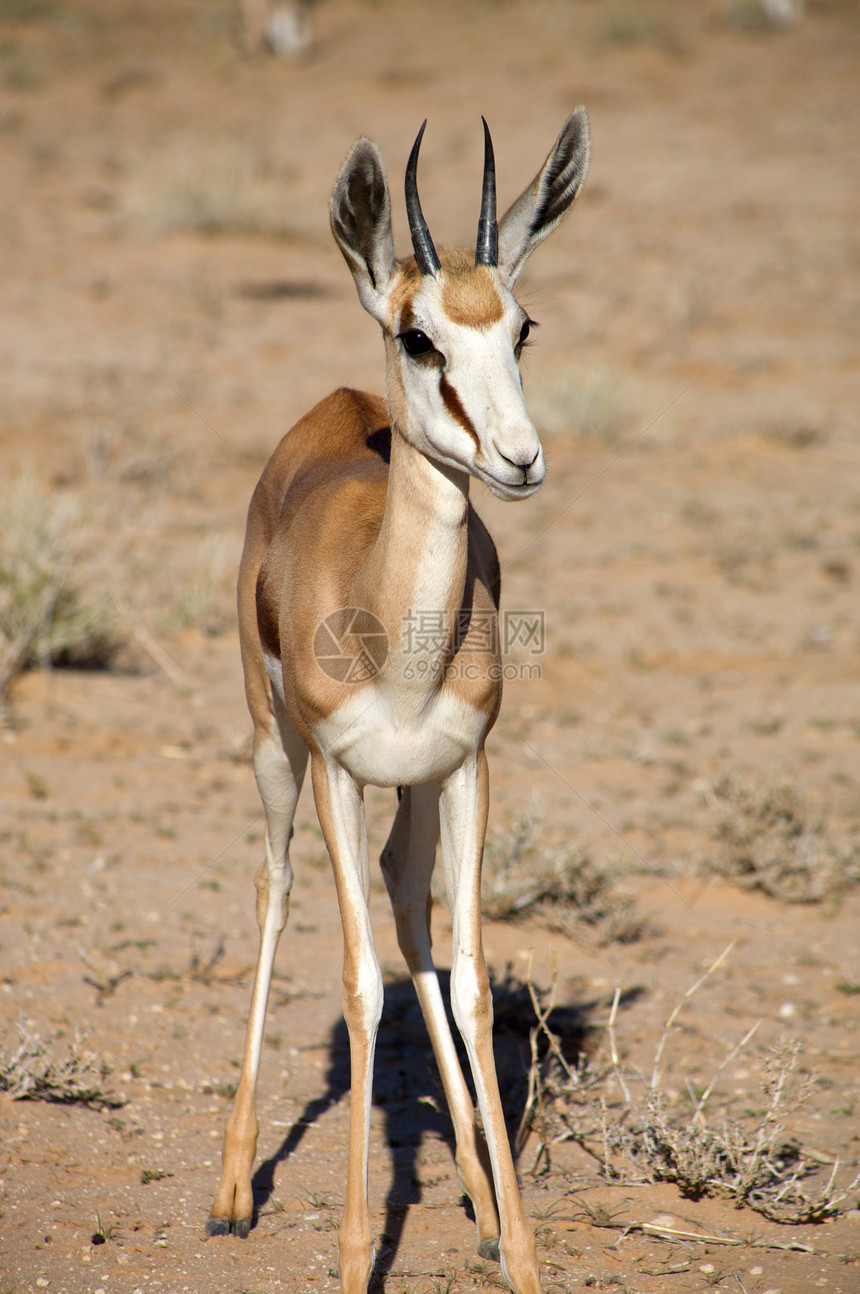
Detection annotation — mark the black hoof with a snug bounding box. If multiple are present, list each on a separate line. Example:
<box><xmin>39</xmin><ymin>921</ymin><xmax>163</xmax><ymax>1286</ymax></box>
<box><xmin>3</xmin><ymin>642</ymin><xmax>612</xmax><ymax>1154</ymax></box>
<box><xmin>478</xmin><ymin>1236</ymin><xmax>501</xmax><ymax>1262</ymax></box>
<box><xmin>205</xmin><ymin>1217</ymin><xmax>231</xmax><ymax>1237</ymax></box>
<box><xmin>233</xmin><ymin>1217</ymin><xmax>252</xmax><ymax>1239</ymax></box>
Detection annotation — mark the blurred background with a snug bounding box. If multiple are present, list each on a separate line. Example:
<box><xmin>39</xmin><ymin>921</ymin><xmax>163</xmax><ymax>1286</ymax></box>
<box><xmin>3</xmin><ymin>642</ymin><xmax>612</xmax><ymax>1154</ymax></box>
<box><xmin>1</xmin><ymin>2</ymin><xmax>858</xmax><ymax>1291</ymax></box>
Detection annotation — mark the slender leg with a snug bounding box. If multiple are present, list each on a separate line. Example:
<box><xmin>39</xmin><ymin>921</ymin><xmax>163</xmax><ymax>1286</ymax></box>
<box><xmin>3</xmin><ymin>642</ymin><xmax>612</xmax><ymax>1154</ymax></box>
<box><xmin>379</xmin><ymin>783</ymin><xmax>501</xmax><ymax>1257</ymax></box>
<box><xmin>311</xmin><ymin>755</ymin><xmax>382</xmax><ymax>1294</ymax></box>
<box><xmin>208</xmin><ymin>709</ymin><xmax>308</xmax><ymax>1237</ymax></box>
<box><xmin>438</xmin><ymin>752</ymin><xmax>542</xmax><ymax>1294</ymax></box>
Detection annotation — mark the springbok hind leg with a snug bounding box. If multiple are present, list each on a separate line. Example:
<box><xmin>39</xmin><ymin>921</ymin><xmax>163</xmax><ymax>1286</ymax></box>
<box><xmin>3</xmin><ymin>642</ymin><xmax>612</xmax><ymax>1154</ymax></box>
<box><xmin>207</xmin><ymin>710</ymin><xmax>308</xmax><ymax>1237</ymax></box>
<box><xmin>379</xmin><ymin>783</ymin><xmax>501</xmax><ymax>1259</ymax></box>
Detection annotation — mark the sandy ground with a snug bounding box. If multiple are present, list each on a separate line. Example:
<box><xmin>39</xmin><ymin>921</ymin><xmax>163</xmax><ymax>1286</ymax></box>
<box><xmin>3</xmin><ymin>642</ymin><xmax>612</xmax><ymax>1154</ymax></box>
<box><xmin>1</xmin><ymin>2</ymin><xmax>858</xmax><ymax>1291</ymax></box>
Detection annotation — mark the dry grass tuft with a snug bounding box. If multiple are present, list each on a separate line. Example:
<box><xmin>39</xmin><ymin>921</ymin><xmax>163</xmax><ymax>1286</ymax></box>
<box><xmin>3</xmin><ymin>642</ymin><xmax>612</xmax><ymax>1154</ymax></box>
<box><xmin>0</xmin><ymin>474</ymin><xmax>124</xmax><ymax>706</ymax></box>
<box><xmin>482</xmin><ymin>813</ymin><xmax>644</xmax><ymax>946</ymax></box>
<box><xmin>520</xmin><ymin>949</ymin><xmax>859</xmax><ymax>1224</ymax></box>
<box><xmin>0</xmin><ymin>1017</ymin><xmax>119</xmax><ymax>1109</ymax></box>
<box><xmin>705</xmin><ymin>777</ymin><xmax>858</xmax><ymax>903</ymax></box>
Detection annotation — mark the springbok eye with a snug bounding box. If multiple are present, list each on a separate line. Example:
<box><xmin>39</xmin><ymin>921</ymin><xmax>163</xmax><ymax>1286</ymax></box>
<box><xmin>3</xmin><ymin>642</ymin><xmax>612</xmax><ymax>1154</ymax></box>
<box><xmin>399</xmin><ymin>329</ymin><xmax>435</xmax><ymax>357</ymax></box>
<box><xmin>518</xmin><ymin>319</ymin><xmax>533</xmax><ymax>348</ymax></box>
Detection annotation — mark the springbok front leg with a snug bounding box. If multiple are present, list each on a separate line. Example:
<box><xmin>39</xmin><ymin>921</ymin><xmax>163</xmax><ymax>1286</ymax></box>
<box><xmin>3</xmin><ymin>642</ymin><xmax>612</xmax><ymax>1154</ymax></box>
<box><xmin>208</xmin><ymin>709</ymin><xmax>308</xmax><ymax>1237</ymax></box>
<box><xmin>439</xmin><ymin>753</ymin><xmax>542</xmax><ymax>1294</ymax></box>
<box><xmin>311</xmin><ymin>754</ymin><xmax>382</xmax><ymax>1293</ymax></box>
<box><xmin>379</xmin><ymin>783</ymin><xmax>501</xmax><ymax>1258</ymax></box>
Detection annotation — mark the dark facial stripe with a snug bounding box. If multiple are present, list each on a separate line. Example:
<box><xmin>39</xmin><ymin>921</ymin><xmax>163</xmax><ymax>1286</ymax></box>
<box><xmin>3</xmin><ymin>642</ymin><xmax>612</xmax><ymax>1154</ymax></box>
<box><xmin>439</xmin><ymin>373</ymin><xmax>480</xmax><ymax>449</ymax></box>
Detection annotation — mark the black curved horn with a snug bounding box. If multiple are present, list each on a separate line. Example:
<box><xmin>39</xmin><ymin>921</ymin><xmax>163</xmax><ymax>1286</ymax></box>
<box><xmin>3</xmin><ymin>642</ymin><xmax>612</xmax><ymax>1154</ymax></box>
<box><xmin>475</xmin><ymin>116</ymin><xmax>498</xmax><ymax>267</ymax></box>
<box><xmin>405</xmin><ymin>121</ymin><xmax>441</xmax><ymax>277</ymax></box>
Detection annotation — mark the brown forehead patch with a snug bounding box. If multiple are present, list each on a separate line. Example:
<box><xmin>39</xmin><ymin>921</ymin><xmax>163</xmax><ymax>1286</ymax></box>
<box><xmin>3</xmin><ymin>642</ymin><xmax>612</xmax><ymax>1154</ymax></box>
<box><xmin>388</xmin><ymin>251</ymin><xmax>504</xmax><ymax>332</ymax></box>
<box><xmin>440</xmin><ymin>257</ymin><xmax>504</xmax><ymax>329</ymax></box>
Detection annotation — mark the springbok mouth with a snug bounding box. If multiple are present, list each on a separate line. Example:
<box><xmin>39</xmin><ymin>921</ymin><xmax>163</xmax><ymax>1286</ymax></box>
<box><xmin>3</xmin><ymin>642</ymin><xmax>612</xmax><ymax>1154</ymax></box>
<box><xmin>483</xmin><ymin>471</ymin><xmax>544</xmax><ymax>500</ymax></box>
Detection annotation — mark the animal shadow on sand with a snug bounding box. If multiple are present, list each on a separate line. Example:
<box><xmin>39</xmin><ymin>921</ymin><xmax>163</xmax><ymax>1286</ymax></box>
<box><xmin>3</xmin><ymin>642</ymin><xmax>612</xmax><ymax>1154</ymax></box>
<box><xmin>250</xmin><ymin>967</ymin><xmax>623</xmax><ymax>1284</ymax></box>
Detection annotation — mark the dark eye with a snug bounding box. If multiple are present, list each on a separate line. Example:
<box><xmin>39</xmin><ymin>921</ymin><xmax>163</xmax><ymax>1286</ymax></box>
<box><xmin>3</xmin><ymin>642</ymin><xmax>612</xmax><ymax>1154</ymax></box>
<box><xmin>399</xmin><ymin>329</ymin><xmax>435</xmax><ymax>357</ymax></box>
<box><xmin>515</xmin><ymin>317</ymin><xmax>538</xmax><ymax>356</ymax></box>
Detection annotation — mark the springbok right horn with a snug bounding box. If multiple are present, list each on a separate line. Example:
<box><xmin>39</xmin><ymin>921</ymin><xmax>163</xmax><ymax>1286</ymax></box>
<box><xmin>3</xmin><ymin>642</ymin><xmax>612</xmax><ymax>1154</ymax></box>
<box><xmin>405</xmin><ymin>121</ymin><xmax>441</xmax><ymax>277</ymax></box>
<box><xmin>475</xmin><ymin>117</ymin><xmax>498</xmax><ymax>267</ymax></box>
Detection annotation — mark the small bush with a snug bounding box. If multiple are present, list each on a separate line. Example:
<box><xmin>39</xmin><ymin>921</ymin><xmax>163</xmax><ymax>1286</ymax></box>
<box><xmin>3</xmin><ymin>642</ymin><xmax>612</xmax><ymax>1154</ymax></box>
<box><xmin>706</xmin><ymin>777</ymin><xmax>858</xmax><ymax>903</ymax></box>
<box><xmin>0</xmin><ymin>474</ymin><xmax>123</xmax><ymax>705</ymax></box>
<box><xmin>722</xmin><ymin>0</ymin><xmax>804</xmax><ymax>33</ymax></box>
<box><xmin>482</xmin><ymin>813</ymin><xmax>644</xmax><ymax>945</ymax></box>
<box><xmin>521</xmin><ymin>956</ymin><xmax>859</xmax><ymax>1224</ymax></box>
<box><xmin>0</xmin><ymin>1017</ymin><xmax>117</xmax><ymax>1109</ymax></box>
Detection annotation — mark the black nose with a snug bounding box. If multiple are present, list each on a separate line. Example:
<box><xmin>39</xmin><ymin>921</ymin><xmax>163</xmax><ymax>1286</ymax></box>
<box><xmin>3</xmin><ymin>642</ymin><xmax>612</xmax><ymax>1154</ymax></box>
<box><xmin>499</xmin><ymin>448</ymin><xmax>540</xmax><ymax>474</ymax></box>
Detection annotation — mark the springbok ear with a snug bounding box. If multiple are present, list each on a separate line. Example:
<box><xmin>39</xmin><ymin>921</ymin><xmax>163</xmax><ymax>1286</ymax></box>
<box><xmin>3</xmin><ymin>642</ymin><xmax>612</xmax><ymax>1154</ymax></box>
<box><xmin>331</xmin><ymin>139</ymin><xmax>396</xmax><ymax>324</ymax></box>
<box><xmin>498</xmin><ymin>107</ymin><xmax>590</xmax><ymax>286</ymax></box>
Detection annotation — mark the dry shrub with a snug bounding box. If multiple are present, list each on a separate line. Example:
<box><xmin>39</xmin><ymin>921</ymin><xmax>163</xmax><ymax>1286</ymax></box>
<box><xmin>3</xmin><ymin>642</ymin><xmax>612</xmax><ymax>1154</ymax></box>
<box><xmin>707</xmin><ymin>777</ymin><xmax>858</xmax><ymax>903</ymax></box>
<box><xmin>482</xmin><ymin>813</ymin><xmax>644</xmax><ymax>946</ymax></box>
<box><xmin>621</xmin><ymin>1041</ymin><xmax>847</xmax><ymax>1223</ymax></box>
<box><xmin>594</xmin><ymin>5</ymin><xmax>671</xmax><ymax>49</ymax></box>
<box><xmin>156</xmin><ymin>534</ymin><xmax>236</xmax><ymax>638</ymax></box>
<box><xmin>520</xmin><ymin>952</ymin><xmax>858</xmax><ymax>1224</ymax></box>
<box><xmin>123</xmin><ymin>140</ymin><xmax>298</xmax><ymax>239</ymax></box>
<box><xmin>529</xmin><ymin>364</ymin><xmax>641</xmax><ymax>446</ymax></box>
<box><xmin>0</xmin><ymin>1017</ymin><xmax>118</xmax><ymax>1109</ymax></box>
<box><xmin>0</xmin><ymin>473</ymin><xmax>123</xmax><ymax>705</ymax></box>
<box><xmin>722</xmin><ymin>0</ymin><xmax>805</xmax><ymax>32</ymax></box>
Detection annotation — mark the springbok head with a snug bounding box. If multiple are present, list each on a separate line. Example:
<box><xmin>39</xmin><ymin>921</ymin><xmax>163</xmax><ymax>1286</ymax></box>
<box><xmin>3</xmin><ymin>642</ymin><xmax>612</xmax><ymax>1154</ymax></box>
<box><xmin>331</xmin><ymin>112</ymin><xmax>590</xmax><ymax>500</ymax></box>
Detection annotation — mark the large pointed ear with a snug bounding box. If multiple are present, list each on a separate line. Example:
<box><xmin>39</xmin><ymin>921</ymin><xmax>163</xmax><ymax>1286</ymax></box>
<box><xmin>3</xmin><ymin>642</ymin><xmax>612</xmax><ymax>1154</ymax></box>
<box><xmin>498</xmin><ymin>107</ymin><xmax>590</xmax><ymax>286</ymax></box>
<box><xmin>330</xmin><ymin>139</ymin><xmax>396</xmax><ymax>325</ymax></box>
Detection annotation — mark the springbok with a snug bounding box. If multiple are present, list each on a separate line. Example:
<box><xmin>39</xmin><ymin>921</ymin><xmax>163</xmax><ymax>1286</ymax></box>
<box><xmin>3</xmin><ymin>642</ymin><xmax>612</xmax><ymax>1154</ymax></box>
<box><xmin>206</xmin><ymin>111</ymin><xmax>590</xmax><ymax>1293</ymax></box>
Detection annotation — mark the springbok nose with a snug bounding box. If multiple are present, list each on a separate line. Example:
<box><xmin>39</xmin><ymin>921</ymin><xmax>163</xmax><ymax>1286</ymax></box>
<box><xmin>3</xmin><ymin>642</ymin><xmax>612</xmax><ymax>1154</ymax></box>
<box><xmin>499</xmin><ymin>447</ymin><xmax>540</xmax><ymax>473</ymax></box>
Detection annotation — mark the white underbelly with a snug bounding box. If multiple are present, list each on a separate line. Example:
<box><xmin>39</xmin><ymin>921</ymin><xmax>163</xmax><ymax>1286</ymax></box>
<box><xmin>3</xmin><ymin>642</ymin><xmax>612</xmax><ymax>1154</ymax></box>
<box><xmin>313</xmin><ymin>688</ymin><xmax>485</xmax><ymax>787</ymax></box>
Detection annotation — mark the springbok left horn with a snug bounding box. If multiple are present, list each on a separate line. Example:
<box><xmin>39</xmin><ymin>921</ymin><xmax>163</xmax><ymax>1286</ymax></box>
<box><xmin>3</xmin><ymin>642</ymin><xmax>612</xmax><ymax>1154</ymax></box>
<box><xmin>405</xmin><ymin>121</ymin><xmax>441</xmax><ymax>277</ymax></box>
<box><xmin>475</xmin><ymin>117</ymin><xmax>498</xmax><ymax>267</ymax></box>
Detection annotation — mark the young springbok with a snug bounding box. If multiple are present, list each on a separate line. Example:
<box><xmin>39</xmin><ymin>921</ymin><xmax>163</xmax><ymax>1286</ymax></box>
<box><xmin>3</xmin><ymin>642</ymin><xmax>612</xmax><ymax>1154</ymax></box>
<box><xmin>207</xmin><ymin>112</ymin><xmax>590</xmax><ymax>1293</ymax></box>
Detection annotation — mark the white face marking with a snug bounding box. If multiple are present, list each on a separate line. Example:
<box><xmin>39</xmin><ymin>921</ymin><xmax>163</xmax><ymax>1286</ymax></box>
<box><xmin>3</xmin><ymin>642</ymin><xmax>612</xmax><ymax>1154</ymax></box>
<box><xmin>392</xmin><ymin>273</ymin><xmax>545</xmax><ymax>500</ymax></box>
